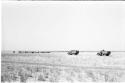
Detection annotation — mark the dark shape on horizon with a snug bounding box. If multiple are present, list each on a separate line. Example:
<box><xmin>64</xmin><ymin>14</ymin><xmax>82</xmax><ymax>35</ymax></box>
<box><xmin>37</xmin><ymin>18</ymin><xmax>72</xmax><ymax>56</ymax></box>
<box><xmin>40</xmin><ymin>51</ymin><xmax>51</xmax><ymax>53</ymax></box>
<box><xmin>97</xmin><ymin>50</ymin><xmax>111</xmax><ymax>56</ymax></box>
<box><xmin>68</xmin><ymin>50</ymin><xmax>79</xmax><ymax>55</ymax></box>
<box><xmin>13</xmin><ymin>51</ymin><xmax>15</xmax><ymax>53</ymax></box>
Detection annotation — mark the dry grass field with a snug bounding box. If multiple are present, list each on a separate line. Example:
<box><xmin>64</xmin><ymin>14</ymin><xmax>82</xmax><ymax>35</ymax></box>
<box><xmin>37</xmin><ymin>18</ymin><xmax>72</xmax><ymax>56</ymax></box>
<box><xmin>1</xmin><ymin>52</ymin><xmax>125</xmax><ymax>83</ymax></box>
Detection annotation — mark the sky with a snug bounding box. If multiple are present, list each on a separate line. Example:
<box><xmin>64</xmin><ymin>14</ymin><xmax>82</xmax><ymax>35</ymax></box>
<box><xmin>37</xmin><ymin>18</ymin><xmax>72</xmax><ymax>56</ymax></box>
<box><xmin>2</xmin><ymin>2</ymin><xmax>125</xmax><ymax>51</ymax></box>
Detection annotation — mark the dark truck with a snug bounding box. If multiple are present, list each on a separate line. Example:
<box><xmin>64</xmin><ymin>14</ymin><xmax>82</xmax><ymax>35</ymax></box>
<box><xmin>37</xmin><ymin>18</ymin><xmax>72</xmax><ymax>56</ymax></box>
<box><xmin>67</xmin><ymin>50</ymin><xmax>79</xmax><ymax>55</ymax></box>
<box><xmin>97</xmin><ymin>50</ymin><xmax>111</xmax><ymax>56</ymax></box>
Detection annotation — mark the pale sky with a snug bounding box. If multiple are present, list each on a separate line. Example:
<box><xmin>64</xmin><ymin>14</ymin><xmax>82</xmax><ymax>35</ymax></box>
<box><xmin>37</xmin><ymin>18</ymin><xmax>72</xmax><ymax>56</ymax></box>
<box><xmin>2</xmin><ymin>2</ymin><xmax>125</xmax><ymax>51</ymax></box>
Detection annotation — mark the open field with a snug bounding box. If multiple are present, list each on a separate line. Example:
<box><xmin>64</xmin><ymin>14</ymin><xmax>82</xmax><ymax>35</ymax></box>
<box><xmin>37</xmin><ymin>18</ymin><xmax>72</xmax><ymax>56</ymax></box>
<box><xmin>1</xmin><ymin>52</ymin><xmax>125</xmax><ymax>82</ymax></box>
<box><xmin>3</xmin><ymin>0</ymin><xmax>124</xmax><ymax>1</ymax></box>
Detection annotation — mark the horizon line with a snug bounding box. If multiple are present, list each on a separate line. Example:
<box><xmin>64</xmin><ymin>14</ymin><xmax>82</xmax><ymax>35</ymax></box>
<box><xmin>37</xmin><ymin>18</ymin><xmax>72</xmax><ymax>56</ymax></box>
<box><xmin>1</xmin><ymin>50</ymin><xmax>125</xmax><ymax>52</ymax></box>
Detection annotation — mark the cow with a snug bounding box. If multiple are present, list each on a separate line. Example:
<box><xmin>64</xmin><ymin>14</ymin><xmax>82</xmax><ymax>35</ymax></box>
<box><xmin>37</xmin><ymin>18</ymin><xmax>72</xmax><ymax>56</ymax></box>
<box><xmin>67</xmin><ymin>50</ymin><xmax>79</xmax><ymax>55</ymax></box>
<box><xmin>97</xmin><ymin>50</ymin><xmax>111</xmax><ymax>56</ymax></box>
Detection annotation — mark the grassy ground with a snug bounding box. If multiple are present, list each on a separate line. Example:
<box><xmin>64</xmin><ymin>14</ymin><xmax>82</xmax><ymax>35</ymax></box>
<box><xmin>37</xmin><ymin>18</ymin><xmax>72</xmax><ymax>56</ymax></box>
<box><xmin>1</xmin><ymin>52</ymin><xmax>125</xmax><ymax>82</ymax></box>
<box><xmin>3</xmin><ymin>0</ymin><xmax>124</xmax><ymax>1</ymax></box>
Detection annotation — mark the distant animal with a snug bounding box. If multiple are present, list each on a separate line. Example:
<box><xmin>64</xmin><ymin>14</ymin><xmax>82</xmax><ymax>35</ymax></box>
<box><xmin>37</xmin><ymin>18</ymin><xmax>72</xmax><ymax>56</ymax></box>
<box><xmin>97</xmin><ymin>50</ymin><xmax>111</xmax><ymax>56</ymax></box>
<box><xmin>68</xmin><ymin>50</ymin><xmax>79</xmax><ymax>55</ymax></box>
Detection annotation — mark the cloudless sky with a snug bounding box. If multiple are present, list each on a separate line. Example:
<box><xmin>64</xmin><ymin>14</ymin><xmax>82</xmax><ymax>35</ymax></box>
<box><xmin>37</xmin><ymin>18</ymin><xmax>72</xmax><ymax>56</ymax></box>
<box><xmin>2</xmin><ymin>2</ymin><xmax>125</xmax><ymax>51</ymax></box>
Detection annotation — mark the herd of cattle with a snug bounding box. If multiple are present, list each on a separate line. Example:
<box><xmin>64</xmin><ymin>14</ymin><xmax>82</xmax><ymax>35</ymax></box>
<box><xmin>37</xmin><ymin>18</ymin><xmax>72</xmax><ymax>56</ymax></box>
<box><xmin>13</xmin><ymin>50</ymin><xmax>111</xmax><ymax>56</ymax></box>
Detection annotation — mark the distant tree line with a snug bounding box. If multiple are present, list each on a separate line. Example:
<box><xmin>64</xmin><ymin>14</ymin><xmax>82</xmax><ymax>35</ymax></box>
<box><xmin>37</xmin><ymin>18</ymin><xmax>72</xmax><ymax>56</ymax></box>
<box><xmin>17</xmin><ymin>51</ymin><xmax>51</xmax><ymax>53</ymax></box>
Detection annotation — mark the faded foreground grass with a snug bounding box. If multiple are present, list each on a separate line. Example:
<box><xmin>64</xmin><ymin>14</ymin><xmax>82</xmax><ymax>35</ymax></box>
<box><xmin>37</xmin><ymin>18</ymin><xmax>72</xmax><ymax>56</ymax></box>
<box><xmin>2</xmin><ymin>53</ymin><xmax>125</xmax><ymax>83</ymax></box>
<box><xmin>1</xmin><ymin>63</ymin><xmax>125</xmax><ymax>83</ymax></box>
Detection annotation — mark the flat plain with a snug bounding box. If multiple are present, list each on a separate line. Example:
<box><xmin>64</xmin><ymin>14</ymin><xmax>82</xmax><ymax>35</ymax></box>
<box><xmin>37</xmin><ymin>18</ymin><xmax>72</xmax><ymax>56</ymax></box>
<box><xmin>1</xmin><ymin>52</ymin><xmax>125</xmax><ymax>83</ymax></box>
